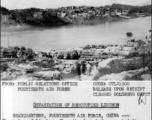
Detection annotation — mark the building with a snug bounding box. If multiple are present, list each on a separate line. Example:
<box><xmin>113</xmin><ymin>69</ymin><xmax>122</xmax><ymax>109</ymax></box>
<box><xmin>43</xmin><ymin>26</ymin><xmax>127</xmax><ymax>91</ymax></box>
<box><xmin>122</xmin><ymin>9</ymin><xmax>129</xmax><ymax>15</ymax></box>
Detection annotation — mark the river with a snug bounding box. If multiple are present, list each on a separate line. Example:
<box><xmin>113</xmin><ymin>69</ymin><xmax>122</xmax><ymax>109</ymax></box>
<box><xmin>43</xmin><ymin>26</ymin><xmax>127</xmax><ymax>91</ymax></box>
<box><xmin>1</xmin><ymin>17</ymin><xmax>151</xmax><ymax>51</ymax></box>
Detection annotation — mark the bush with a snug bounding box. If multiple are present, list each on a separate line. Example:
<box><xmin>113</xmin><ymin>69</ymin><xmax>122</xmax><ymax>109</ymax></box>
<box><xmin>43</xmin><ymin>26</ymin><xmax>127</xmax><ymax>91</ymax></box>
<box><xmin>125</xmin><ymin>52</ymin><xmax>139</xmax><ymax>58</ymax></box>
<box><xmin>93</xmin><ymin>59</ymin><xmax>125</xmax><ymax>80</ymax></box>
<box><xmin>105</xmin><ymin>59</ymin><xmax>125</xmax><ymax>73</ymax></box>
<box><xmin>33</xmin><ymin>59</ymin><xmax>55</xmax><ymax>69</ymax></box>
<box><xmin>125</xmin><ymin>72</ymin><xmax>145</xmax><ymax>81</ymax></box>
<box><xmin>94</xmin><ymin>58</ymin><xmax>147</xmax><ymax>80</ymax></box>
<box><xmin>1</xmin><ymin>63</ymin><xmax>9</xmax><ymax>72</ymax></box>
<box><xmin>124</xmin><ymin>60</ymin><xmax>143</xmax><ymax>71</ymax></box>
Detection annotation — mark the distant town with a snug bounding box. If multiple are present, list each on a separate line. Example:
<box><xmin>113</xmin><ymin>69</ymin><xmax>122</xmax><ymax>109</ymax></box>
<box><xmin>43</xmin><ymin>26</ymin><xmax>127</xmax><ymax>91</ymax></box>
<box><xmin>1</xmin><ymin>4</ymin><xmax>151</xmax><ymax>26</ymax></box>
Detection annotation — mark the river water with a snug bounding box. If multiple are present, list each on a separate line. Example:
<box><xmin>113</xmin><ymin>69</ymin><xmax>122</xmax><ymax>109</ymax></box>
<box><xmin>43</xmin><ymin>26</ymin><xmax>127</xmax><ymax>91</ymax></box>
<box><xmin>1</xmin><ymin>17</ymin><xmax>151</xmax><ymax>51</ymax></box>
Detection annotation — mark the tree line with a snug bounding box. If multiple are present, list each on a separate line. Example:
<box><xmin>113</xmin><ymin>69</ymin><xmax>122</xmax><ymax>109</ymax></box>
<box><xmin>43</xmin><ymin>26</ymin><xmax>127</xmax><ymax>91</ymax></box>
<box><xmin>1</xmin><ymin>46</ymin><xmax>35</xmax><ymax>59</ymax></box>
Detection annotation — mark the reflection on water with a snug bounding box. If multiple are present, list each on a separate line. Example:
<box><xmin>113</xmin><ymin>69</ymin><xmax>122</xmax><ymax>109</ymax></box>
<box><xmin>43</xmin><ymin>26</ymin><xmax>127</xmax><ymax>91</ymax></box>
<box><xmin>1</xmin><ymin>17</ymin><xmax>151</xmax><ymax>51</ymax></box>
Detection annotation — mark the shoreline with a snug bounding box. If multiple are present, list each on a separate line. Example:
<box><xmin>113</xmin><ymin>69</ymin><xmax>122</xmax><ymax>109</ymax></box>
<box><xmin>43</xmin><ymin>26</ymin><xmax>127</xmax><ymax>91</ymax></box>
<box><xmin>1</xmin><ymin>14</ymin><xmax>151</xmax><ymax>28</ymax></box>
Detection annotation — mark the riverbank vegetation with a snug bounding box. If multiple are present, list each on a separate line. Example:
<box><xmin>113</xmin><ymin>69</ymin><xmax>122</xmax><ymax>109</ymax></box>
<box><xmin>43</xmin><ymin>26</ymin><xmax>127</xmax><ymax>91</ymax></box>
<box><xmin>94</xmin><ymin>53</ymin><xmax>151</xmax><ymax>80</ymax></box>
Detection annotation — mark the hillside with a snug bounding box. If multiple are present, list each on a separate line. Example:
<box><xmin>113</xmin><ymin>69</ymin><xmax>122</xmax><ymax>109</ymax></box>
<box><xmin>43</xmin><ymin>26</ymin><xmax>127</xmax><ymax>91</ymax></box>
<box><xmin>111</xmin><ymin>4</ymin><xmax>151</xmax><ymax>13</ymax></box>
<box><xmin>110</xmin><ymin>3</ymin><xmax>136</xmax><ymax>9</ymax></box>
<box><xmin>1</xmin><ymin>4</ymin><xmax>151</xmax><ymax>26</ymax></box>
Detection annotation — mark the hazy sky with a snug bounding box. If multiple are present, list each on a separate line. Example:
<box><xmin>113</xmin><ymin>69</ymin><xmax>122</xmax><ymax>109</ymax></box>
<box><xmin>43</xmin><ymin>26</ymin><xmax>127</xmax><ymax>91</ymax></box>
<box><xmin>1</xmin><ymin>0</ymin><xmax>151</xmax><ymax>9</ymax></box>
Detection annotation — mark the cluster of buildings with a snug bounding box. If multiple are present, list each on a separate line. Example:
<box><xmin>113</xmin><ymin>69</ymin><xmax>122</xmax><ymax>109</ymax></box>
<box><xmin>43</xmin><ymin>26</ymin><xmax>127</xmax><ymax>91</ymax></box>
<box><xmin>41</xmin><ymin>6</ymin><xmax>130</xmax><ymax>22</ymax></box>
<box><xmin>55</xmin><ymin>6</ymin><xmax>130</xmax><ymax>21</ymax></box>
<box><xmin>1</xmin><ymin>6</ymin><xmax>131</xmax><ymax>24</ymax></box>
<box><xmin>34</xmin><ymin>36</ymin><xmax>151</xmax><ymax>61</ymax></box>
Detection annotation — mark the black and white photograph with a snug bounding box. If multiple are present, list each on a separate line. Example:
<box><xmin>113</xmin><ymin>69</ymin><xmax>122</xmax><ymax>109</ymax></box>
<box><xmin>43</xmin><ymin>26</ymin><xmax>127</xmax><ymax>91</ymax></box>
<box><xmin>1</xmin><ymin>1</ymin><xmax>152</xmax><ymax>120</ymax></box>
<box><xmin>1</xmin><ymin>0</ymin><xmax>151</xmax><ymax>81</ymax></box>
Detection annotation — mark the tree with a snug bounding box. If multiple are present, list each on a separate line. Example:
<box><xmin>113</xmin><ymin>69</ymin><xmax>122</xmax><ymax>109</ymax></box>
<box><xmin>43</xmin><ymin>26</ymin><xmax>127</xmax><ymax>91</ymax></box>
<box><xmin>26</xmin><ymin>48</ymin><xmax>35</xmax><ymax>59</ymax></box>
<box><xmin>7</xmin><ymin>47</ymin><xmax>17</xmax><ymax>58</ymax></box>
<box><xmin>20</xmin><ymin>46</ymin><xmax>26</xmax><ymax>58</ymax></box>
<box><xmin>20</xmin><ymin>46</ymin><xmax>26</xmax><ymax>51</ymax></box>
<box><xmin>3</xmin><ymin>48</ymin><xmax>9</xmax><ymax>58</ymax></box>
<box><xmin>0</xmin><ymin>6</ymin><xmax>9</xmax><ymax>15</ymax></box>
<box><xmin>66</xmin><ymin>53</ymin><xmax>71</xmax><ymax>59</ymax></box>
<box><xmin>14</xmin><ymin>46</ymin><xmax>20</xmax><ymax>51</ymax></box>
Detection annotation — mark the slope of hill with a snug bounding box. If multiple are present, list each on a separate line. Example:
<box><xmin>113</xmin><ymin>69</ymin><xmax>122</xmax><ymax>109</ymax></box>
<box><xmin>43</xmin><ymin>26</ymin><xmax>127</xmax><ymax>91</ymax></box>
<box><xmin>111</xmin><ymin>3</ymin><xmax>151</xmax><ymax>13</ymax></box>
<box><xmin>110</xmin><ymin>3</ymin><xmax>136</xmax><ymax>9</ymax></box>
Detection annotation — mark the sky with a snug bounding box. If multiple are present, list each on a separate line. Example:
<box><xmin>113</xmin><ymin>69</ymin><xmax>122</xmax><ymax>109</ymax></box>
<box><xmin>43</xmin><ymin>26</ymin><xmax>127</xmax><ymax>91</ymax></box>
<box><xmin>1</xmin><ymin>0</ymin><xmax>151</xmax><ymax>9</ymax></box>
